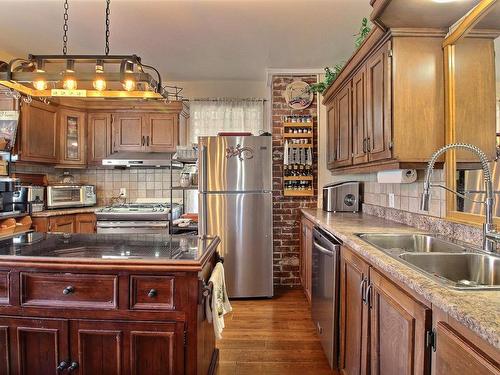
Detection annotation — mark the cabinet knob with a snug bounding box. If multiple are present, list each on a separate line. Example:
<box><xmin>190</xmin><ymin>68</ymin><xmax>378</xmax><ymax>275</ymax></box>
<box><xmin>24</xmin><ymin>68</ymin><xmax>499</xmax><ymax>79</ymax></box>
<box><xmin>68</xmin><ymin>361</ymin><xmax>79</xmax><ymax>372</ymax></box>
<box><xmin>57</xmin><ymin>361</ymin><xmax>69</xmax><ymax>371</ymax></box>
<box><xmin>148</xmin><ymin>289</ymin><xmax>158</xmax><ymax>298</ymax></box>
<box><xmin>63</xmin><ymin>286</ymin><xmax>75</xmax><ymax>295</ymax></box>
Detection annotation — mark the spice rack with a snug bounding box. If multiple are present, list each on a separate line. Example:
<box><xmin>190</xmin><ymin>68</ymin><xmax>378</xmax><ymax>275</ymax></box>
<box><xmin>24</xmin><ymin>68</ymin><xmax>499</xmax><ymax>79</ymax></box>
<box><xmin>283</xmin><ymin>115</ymin><xmax>314</xmax><ymax>197</ymax></box>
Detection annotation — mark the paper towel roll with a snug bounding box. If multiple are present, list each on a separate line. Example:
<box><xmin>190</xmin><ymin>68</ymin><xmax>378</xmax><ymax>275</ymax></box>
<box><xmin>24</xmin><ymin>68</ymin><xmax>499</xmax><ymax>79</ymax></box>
<box><xmin>376</xmin><ymin>169</ymin><xmax>417</xmax><ymax>184</ymax></box>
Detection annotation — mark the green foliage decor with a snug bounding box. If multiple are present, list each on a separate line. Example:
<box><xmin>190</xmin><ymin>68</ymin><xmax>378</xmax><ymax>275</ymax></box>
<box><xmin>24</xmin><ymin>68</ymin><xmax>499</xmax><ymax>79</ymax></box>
<box><xmin>310</xmin><ymin>17</ymin><xmax>372</xmax><ymax>94</ymax></box>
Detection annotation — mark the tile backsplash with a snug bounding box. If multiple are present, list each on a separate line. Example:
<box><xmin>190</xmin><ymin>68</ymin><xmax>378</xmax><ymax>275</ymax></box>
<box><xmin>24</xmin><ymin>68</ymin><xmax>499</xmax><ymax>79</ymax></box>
<box><xmin>363</xmin><ymin>169</ymin><xmax>446</xmax><ymax>218</ymax></box>
<box><xmin>11</xmin><ymin>163</ymin><xmax>189</xmax><ymax>207</ymax></box>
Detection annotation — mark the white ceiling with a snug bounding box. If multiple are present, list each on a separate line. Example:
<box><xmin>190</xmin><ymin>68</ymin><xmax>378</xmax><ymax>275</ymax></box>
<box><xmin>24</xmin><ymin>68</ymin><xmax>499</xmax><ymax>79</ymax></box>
<box><xmin>0</xmin><ymin>0</ymin><xmax>372</xmax><ymax>81</ymax></box>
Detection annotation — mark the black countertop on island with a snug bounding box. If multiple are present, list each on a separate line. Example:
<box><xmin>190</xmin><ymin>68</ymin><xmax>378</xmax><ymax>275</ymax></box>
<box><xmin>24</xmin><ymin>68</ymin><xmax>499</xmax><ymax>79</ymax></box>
<box><xmin>0</xmin><ymin>232</ymin><xmax>219</xmax><ymax>269</ymax></box>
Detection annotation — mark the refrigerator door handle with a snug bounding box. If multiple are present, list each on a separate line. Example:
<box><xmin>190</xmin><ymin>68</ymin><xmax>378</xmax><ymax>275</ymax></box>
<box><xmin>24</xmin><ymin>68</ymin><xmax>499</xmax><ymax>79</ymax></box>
<box><xmin>200</xmin><ymin>144</ymin><xmax>208</xmax><ymax>236</ymax></box>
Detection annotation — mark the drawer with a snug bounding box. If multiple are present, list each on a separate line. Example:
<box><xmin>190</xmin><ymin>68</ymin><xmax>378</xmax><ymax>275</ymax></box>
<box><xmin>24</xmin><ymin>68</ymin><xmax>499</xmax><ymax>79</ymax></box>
<box><xmin>0</xmin><ymin>271</ymin><xmax>9</xmax><ymax>305</ymax></box>
<box><xmin>130</xmin><ymin>275</ymin><xmax>174</xmax><ymax>310</ymax></box>
<box><xmin>21</xmin><ymin>272</ymin><xmax>118</xmax><ymax>309</ymax></box>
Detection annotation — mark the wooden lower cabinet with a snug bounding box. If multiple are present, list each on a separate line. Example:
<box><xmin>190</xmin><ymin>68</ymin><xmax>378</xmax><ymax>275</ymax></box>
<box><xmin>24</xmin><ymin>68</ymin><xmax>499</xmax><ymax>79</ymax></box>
<box><xmin>300</xmin><ymin>216</ymin><xmax>314</xmax><ymax>303</ymax></box>
<box><xmin>339</xmin><ymin>246</ymin><xmax>431</xmax><ymax>375</ymax></box>
<box><xmin>32</xmin><ymin>213</ymin><xmax>97</xmax><ymax>234</ymax></box>
<box><xmin>0</xmin><ymin>316</ymin><xmax>69</xmax><ymax>375</ymax></box>
<box><xmin>339</xmin><ymin>245</ymin><xmax>370</xmax><ymax>375</ymax></box>
<box><xmin>70</xmin><ymin>320</ymin><xmax>185</xmax><ymax>375</ymax></box>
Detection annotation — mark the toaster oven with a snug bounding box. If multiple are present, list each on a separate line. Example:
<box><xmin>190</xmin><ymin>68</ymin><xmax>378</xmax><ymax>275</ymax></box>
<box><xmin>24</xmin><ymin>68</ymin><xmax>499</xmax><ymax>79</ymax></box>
<box><xmin>323</xmin><ymin>182</ymin><xmax>361</xmax><ymax>212</ymax></box>
<box><xmin>47</xmin><ymin>185</ymin><xmax>96</xmax><ymax>209</ymax></box>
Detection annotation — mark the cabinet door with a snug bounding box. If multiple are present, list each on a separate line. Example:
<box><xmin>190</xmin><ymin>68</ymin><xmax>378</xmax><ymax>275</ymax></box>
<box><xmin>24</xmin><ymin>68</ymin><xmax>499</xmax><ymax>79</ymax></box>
<box><xmin>0</xmin><ymin>316</ymin><xmax>69</xmax><ymax>375</ymax></box>
<box><xmin>31</xmin><ymin>217</ymin><xmax>49</xmax><ymax>233</ymax></box>
<box><xmin>19</xmin><ymin>102</ymin><xmax>58</xmax><ymax>163</ymax></box>
<box><xmin>70</xmin><ymin>320</ymin><xmax>185</xmax><ymax>375</ymax></box>
<box><xmin>300</xmin><ymin>217</ymin><xmax>313</xmax><ymax>304</ymax></box>
<box><xmin>49</xmin><ymin>215</ymin><xmax>75</xmax><ymax>233</ymax></box>
<box><xmin>352</xmin><ymin>67</ymin><xmax>368</xmax><ymax>165</ymax></box>
<box><xmin>434</xmin><ymin>322</ymin><xmax>500</xmax><ymax>375</ymax></box>
<box><xmin>87</xmin><ymin>113</ymin><xmax>112</xmax><ymax>165</ymax></box>
<box><xmin>145</xmin><ymin>113</ymin><xmax>178</xmax><ymax>152</ymax></box>
<box><xmin>326</xmin><ymin>103</ymin><xmax>337</xmax><ymax>169</ymax></box>
<box><xmin>75</xmin><ymin>213</ymin><xmax>96</xmax><ymax>234</ymax></box>
<box><xmin>339</xmin><ymin>246</ymin><xmax>370</xmax><ymax>375</ymax></box>
<box><xmin>366</xmin><ymin>41</ymin><xmax>392</xmax><ymax>162</ymax></box>
<box><xmin>59</xmin><ymin>109</ymin><xmax>86</xmax><ymax>166</ymax></box>
<box><xmin>369</xmin><ymin>268</ymin><xmax>431</xmax><ymax>375</ymax></box>
<box><xmin>334</xmin><ymin>84</ymin><xmax>352</xmax><ymax>168</ymax></box>
<box><xmin>113</xmin><ymin>114</ymin><xmax>145</xmax><ymax>152</ymax></box>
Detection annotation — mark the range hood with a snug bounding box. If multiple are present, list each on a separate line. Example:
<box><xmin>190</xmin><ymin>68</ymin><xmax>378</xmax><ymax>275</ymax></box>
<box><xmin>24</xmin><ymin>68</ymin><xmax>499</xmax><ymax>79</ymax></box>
<box><xmin>102</xmin><ymin>152</ymin><xmax>173</xmax><ymax>167</ymax></box>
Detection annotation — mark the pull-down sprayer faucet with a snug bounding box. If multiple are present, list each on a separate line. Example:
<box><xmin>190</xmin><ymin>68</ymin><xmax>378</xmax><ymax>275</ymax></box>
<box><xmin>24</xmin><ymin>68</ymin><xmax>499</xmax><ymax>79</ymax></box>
<box><xmin>421</xmin><ymin>143</ymin><xmax>500</xmax><ymax>253</ymax></box>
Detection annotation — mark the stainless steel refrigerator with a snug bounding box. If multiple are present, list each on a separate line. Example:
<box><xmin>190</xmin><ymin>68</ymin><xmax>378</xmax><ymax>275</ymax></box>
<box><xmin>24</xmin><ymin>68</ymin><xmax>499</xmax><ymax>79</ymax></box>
<box><xmin>199</xmin><ymin>136</ymin><xmax>273</xmax><ymax>298</ymax></box>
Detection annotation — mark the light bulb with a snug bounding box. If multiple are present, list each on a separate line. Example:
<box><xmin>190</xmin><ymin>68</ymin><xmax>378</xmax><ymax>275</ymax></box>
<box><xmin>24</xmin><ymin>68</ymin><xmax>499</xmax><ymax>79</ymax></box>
<box><xmin>63</xmin><ymin>78</ymin><xmax>77</xmax><ymax>90</ymax></box>
<box><xmin>93</xmin><ymin>77</ymin><xmax>107</xmax><ymax>91</ymax></box>
<box><xmin>33</xmin><ymin>79</ymin><xmax>48</xmax><ymax>90</ymax></box>
<box><xmin>122</xmin><ymin>79</ymin><xmax>136</xmax><ymax>91</ymax></box>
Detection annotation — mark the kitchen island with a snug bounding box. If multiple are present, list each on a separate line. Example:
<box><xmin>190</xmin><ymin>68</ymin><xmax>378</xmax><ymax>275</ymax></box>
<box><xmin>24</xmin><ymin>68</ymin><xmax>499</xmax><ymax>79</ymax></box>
<box><xmin>0</xmin><ymin>232</ymin><xmax>220</xmax><ymax>375</ymax></box>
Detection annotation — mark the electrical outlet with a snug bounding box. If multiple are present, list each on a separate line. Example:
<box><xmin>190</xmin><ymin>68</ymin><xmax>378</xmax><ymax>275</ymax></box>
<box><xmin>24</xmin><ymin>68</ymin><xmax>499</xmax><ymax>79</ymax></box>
<box><xmin>388</xmin><ymin>193</ymin><xmax>395</xmax><ymax>208</ymax></box>
<box><xmin>119</xmin><ymin>188</ymin><xmax>127</xmax><ymax>197</ymax></box>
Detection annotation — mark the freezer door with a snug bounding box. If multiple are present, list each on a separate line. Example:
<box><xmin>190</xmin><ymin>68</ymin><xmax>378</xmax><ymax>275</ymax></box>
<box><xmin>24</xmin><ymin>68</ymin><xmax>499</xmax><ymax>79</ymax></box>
<box><xmin>200</xmin><ymin>192</ymin><xmax>273</xmax><ymax>298</ymax></box>
<box><xmin>199</xmin><ymin>136</ymin><xmax>272</xmax><ymax>192</ymax></box>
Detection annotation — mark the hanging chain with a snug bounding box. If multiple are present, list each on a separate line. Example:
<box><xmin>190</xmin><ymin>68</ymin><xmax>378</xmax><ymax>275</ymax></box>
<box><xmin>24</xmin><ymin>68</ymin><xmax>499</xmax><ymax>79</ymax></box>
<box><xmin>62</xmin><ymin>0</ymin><xmax>69</xmax><ymax>55</ymax></box>
<box><xmin>105</xmin><ymin>0</ymin><xmax>111</xmax><ymax>55</ymax></box>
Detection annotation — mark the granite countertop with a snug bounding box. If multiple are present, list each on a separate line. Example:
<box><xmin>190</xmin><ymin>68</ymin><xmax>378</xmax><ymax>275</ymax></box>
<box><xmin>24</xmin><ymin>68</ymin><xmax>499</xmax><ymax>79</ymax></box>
<box><xmin>0</xmin><ymin>231</ymin><xmax>218</xmax><ymax>266</ymax></box>
<box><xmin>31</xmin><ymin>206</ymin><xmax>101</xmax><ymax>217</ymax></box>
<box><xmin>302</xmin><ymin>208</ymin><xmax>500</xmax><ymax>350</ymax></box>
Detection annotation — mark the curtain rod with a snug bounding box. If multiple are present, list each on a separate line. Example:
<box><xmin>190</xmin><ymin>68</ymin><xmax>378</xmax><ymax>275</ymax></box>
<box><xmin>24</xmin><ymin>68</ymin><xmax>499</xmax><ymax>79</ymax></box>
<box><xmin>190</xmin><ymin>98</ymin><xmax>267</xmax><ymax>102</ymax></box>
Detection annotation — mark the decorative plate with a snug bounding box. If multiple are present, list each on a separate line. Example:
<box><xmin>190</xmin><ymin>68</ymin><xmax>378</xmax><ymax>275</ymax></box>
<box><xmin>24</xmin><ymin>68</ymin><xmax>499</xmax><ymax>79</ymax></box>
<box><xmin>283</xmin><ymin>81</ymin><xmax>314</xmax><ymax>110</ymax></box>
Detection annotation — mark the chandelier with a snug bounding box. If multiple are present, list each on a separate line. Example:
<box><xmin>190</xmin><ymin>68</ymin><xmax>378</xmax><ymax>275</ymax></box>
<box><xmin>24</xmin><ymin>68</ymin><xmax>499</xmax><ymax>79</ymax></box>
<box><xmin>0</xmin><ymin>0</ymin><xmax>177</xmax><ymax>100</ymax></box>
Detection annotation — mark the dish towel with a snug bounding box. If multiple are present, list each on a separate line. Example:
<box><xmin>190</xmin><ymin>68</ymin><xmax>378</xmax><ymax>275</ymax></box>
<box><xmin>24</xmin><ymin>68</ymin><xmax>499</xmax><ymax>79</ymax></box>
<box><xmin>205</xmin><ymin>262</ymin><xmax>232</xmax><ymax>339</ymax></box>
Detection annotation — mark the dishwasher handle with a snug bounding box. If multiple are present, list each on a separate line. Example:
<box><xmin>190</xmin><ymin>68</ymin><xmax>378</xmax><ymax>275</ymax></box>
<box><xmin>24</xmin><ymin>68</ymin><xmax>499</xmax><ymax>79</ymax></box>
<box><xmin>313</xmin><ymin>241</ymin><xmax>339</xmax><ymax>257</ymax></box>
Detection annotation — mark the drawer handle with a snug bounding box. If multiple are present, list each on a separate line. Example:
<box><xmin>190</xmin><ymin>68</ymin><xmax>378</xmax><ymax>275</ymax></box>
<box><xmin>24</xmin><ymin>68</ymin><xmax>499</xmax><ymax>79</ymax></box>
<box><xmin>147</xmin><ymin>289</ymin><xmax>158</xmax><ymax>298</ymax></box>
<box><xmin>63</xmin><ymin>286</ymin><xmax>75</xmax><ymax>295</ymax></box>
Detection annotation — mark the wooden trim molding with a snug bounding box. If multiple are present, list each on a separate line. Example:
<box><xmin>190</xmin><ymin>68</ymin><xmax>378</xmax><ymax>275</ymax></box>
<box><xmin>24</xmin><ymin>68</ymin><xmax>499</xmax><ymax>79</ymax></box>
<box><xmin>444</xmin><ymin>0</ymin><xmax>500</xmax><ymax>225</ymax></box>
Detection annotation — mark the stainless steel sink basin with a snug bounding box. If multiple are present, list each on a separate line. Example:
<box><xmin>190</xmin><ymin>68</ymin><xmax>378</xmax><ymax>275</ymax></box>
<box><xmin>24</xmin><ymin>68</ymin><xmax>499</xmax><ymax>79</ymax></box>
<box><xmin>357</xmin><ymin>233</ymin><xmax>466</xmax><ymax>255</ymax></box>
<box><xmin>356</xmin><ymin>233</ymin><xmax>500</xmax><ymax>290</ymax></box>
<box><xmin>399</xmin><ymin>253</ymin><xmax>500</xmax><ymax>290</ymax></box>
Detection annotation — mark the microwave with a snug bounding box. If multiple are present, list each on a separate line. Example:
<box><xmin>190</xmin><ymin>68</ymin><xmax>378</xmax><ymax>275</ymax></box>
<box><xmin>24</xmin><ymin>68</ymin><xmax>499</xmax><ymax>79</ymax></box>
<box><xmin>47</xmin><ymin>185</ymin><xmax>96</xmax><ymax>209</ymax></box>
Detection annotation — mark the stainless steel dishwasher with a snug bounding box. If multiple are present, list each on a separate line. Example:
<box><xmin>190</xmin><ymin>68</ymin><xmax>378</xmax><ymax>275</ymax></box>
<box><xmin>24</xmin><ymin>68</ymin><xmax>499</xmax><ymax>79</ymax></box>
<box><xmin>311</xmin><ymin>226</ymin><xmax>341</xmax><ymax>370</ymax></box>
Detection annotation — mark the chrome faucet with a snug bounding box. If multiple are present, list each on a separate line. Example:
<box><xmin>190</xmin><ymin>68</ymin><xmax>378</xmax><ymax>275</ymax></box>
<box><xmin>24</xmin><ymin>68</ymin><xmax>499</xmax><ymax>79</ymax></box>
<box><xmin>421</xmin><ymin>143</ymin><xmax>499</xmax><ymax>254</ymax></box>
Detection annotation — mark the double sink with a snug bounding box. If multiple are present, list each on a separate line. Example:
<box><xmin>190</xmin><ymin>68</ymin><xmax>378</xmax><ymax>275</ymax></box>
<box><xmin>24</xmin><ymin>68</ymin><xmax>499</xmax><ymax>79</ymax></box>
<box><xmin>357</xmin><ymin>233</ymin><xmax>500</xmax><ymax>290</ymax></box>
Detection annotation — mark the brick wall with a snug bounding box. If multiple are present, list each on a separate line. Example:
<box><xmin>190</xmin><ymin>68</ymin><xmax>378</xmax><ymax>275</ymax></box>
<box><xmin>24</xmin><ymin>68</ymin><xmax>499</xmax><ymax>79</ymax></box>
<box><xmin>272</xmin><ymin>75</ymin><xmax>318</xmax><ymax>288</ymax></box>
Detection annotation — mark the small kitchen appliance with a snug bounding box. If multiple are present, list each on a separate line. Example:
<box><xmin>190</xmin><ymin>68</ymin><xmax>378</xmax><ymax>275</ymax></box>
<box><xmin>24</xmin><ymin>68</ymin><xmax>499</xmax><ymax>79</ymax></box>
<box><xmin>322</xmin><ymin>181</ymin><xmax>362</xmax><ymax>213</ymax></box>
<box><xmin>46</xmin><ymin>185</ymin><xmax>96</xmax><ymax>209</ymax></box>
<box><xmin>0</xmin><ymin>177</ymin><xmax>28</xmax><ymax>215</ymax></box>
<box><xmin>23</xmin><ymin>185</ymin><xmax>45</xmax><ymax>213</ymax></box>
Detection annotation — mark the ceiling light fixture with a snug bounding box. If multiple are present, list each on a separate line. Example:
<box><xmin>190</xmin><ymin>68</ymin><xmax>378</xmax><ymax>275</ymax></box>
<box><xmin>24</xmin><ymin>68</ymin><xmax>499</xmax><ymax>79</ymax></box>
<box><xmin>0</xmin><ymin>0</ymin><xmax>169</xmax><ymax>100</ymax></box>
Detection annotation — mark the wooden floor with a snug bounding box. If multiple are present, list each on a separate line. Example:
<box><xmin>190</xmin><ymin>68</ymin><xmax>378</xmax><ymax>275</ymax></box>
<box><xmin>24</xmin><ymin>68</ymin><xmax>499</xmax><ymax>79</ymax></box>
<box><xmin>216</xmin><ymin>289</ymin><xmax>337</xmax><ymax>375</ymax></box>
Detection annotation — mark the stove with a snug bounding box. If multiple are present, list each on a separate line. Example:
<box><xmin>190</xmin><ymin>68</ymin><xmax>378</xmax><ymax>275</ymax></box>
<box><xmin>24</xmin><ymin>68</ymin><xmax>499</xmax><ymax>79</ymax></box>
<box><xmin>95</xmin><ymin>203</ymin><xmax>182</xmax><ymax>234</ymax></box>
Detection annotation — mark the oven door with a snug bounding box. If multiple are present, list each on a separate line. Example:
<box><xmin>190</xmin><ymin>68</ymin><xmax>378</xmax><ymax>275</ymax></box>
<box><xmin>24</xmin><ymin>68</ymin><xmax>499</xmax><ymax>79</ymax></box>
<box><xmin>47</xmin><ymin>186</ymin><xmax>83</xmax><ymax>208</ymax></box>
<box><xmin>96</xmin><ymin>221</ymin><xmax>168</xmax><ymax>234</ymax></box>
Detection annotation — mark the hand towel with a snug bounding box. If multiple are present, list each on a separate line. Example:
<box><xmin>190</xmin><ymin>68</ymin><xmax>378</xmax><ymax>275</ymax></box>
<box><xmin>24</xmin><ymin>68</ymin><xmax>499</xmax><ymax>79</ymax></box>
<box><xmin>205</xmin><ymin>262</ymin><xmax>232</xmax><ymax>339</ymax></box>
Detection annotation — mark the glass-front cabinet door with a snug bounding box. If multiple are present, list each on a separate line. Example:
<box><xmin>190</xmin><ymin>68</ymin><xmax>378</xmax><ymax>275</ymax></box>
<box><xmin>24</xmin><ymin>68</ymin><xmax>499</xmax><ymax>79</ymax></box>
<box><xmin>59</xmin><ymin>109</ymin><xmax>86</xmax><ymax>166</ymax></box>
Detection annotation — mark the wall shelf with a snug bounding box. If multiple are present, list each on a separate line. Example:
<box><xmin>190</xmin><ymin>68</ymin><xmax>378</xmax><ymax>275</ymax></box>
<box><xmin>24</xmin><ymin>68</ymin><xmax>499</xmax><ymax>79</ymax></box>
<box><xmin>282</xmin><ymin>122</ymin><xmax>313</xmax><ymax>128</ymax></box>
<box><xmin>283</xmin><ymin>176</ymin><xmax>313</xmax><ymax>181</ymax></box>
<box><xmin>283</xmin><ymin>189</ymin><xmax>314</xmax><ymax>197</ymax></box>
<box><xmin>283</xmin><ymin>133</ymin><xmax>313</xmax><ymax>138</ymax></box>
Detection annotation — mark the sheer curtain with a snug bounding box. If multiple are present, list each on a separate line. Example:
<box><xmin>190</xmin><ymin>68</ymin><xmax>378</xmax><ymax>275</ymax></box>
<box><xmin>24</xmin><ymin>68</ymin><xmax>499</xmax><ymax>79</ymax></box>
<box><xmin>189</xmin><ymin>99</ymin><xmax>264</xmax><ymax>144</ymax></box>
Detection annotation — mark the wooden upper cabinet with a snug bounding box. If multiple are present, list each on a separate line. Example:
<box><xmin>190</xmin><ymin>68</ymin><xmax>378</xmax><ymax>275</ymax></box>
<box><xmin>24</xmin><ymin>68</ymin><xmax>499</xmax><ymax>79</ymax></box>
<box><xmin>352</xmin><ymin>67</ymin><xmax>368</xmax><ymax>165</ymax></box>
<box><xmin>146</xmin><ymin>113</ymin><xmax>179</xmax><ymax>152</ymax></box>
<box><xmin>369</xmin><ymin>268</ymin><xmax>431</xmax><ymax>375</ymax></box>
<box><xmin>434</xmin><ymin>322</ymin><xmax>500</xmax><ymax>375</ymax></box>
<box><xmin>59</xmin><ymin>108</ymin><xmax>86</xmax><ymax>166</ymax></box>
<box><xmin>113</xmin><ymin>113</ymin><xmax>179</xmax><ymax>153</ymax></box>
<box><xmin>366</xmin><ymin>41</ymin><xmax>392</xmax><ymax>162</ymax></box>
<box><xmin>19</xmin><ymin>101</ymin><xmax>58</xmax><ymax>163</ymax></box>
<box><xmin>327</xmin><ymin>104</ymin><xmax>338</xmax><ymax>168</ymax></box>
<box><xmin>335</xmin><ymin>83</ymin><xmax>353</xmax><ymax>168</ymax></box>
<box><xmin>0</xmin><ymin>316</ymin><xmax>69</xmax><ymax>375</ymax></box>
<box><xmin>113</xmin><ymin>113</ymin><xmax>145</xmax><ymax>152</ymax></box>
<box><xmin>339</xmin><ymin>246</ymin><xmax>370</xmax><ymax>375</ymax></box>
<box><xmin>88</xmin><ymin>112</ymin><xmax>112</xmax><ymax>165</ymax></box>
